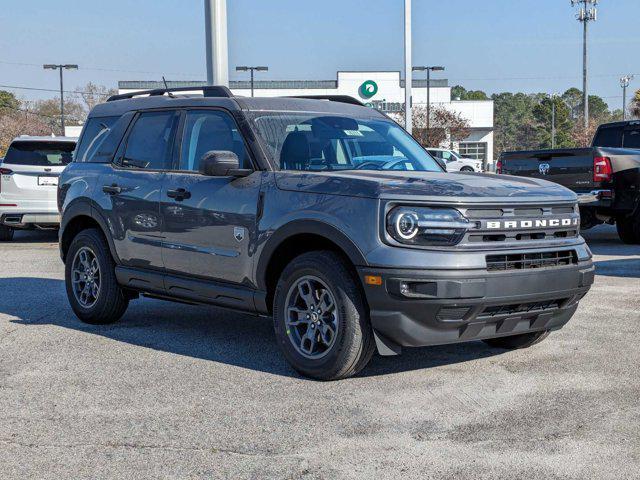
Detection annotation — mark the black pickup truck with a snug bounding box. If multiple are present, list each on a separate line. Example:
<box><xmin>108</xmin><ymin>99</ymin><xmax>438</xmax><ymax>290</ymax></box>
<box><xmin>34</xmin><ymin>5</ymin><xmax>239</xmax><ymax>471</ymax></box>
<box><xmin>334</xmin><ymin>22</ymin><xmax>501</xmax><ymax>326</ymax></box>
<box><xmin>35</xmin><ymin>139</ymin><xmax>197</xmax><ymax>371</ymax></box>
<box><xmin>498</xmin><ymin>120</ymin><xmax>640</xmax><ymax>243</ymax></box>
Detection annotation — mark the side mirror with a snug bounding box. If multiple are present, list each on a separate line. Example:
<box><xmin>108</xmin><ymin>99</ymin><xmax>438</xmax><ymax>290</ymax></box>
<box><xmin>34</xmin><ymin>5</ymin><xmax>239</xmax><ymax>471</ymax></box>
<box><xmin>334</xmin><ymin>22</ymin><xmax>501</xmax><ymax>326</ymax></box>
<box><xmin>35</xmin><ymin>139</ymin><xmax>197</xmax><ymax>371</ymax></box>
<box><xmin>198</xmin><ymin>151</ymin><xmax>251</xmax><ymax>177</ymax></box>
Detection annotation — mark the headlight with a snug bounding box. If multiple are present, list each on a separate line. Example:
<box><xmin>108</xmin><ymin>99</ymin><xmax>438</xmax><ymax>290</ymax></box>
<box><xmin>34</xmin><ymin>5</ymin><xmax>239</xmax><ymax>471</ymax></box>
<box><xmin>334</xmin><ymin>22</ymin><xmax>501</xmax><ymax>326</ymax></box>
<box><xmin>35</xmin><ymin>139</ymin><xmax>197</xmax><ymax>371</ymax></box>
<box><xmin>386</xmin><ymin>206</ymin><xmax>470</xmax><ymax>246</ymax></box>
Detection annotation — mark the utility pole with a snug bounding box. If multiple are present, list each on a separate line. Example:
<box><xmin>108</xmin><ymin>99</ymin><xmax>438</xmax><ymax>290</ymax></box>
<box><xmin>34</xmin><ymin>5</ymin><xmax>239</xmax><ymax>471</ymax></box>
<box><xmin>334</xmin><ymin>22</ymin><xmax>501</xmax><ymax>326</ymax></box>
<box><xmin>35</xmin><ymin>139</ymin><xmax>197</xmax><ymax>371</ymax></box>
<box><xmin>413</xmin><ymin>65</ymin><xmax>445</xmax><ymax>145</ymax></box>
<box><xmin>235</xmin><ymin>66</ymin><xmax>268</xmax><ymax>97</ymax></box>
<box><xmin>404</xmin><ymin>0</ymin><xmax>412</xmax><ymax>134</ymax></box>
<box><xmin>571</xmin><ymin>0</ymin><xmax>598</xmax><ymax>132</ymax></box>
<box><xmin>621</xmin><ymin>75</ymin><xmax>634</xmax><ymax>120</ymax></box>
<box><xmin>43</xmin><ymin>64</ymin><xmax>78</xmax><ymax>135</ymax></box>
<box><xmin>204</xmin><ymin>0</ymin><xmax>229</xmax><ymax>86</ymax></box>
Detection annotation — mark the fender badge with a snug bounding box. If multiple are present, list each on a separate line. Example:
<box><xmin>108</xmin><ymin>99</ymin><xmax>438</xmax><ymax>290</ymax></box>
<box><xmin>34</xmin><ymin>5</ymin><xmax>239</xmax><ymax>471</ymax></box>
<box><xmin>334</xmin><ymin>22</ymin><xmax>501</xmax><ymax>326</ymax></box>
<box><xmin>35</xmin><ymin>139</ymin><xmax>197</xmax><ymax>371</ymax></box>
<box><xmin>234</xmin><ymin>227</ymin><xmax>245</xmax><ymax>242</ymax></box>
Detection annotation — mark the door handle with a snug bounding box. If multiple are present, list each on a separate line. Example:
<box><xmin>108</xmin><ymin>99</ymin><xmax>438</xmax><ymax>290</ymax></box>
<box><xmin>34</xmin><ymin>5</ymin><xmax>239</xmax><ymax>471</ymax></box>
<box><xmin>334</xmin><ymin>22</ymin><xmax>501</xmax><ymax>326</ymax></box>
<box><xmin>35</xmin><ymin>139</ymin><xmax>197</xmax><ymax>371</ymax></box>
<box><xmin>102</xmin><ymin>184</ymin><xmax>122</xmax><ymax>195</ymax></box>
<box><xmin>167</xmin><ymin>188</ymin><xmax>191</xmax><ymax>201</ymax></box>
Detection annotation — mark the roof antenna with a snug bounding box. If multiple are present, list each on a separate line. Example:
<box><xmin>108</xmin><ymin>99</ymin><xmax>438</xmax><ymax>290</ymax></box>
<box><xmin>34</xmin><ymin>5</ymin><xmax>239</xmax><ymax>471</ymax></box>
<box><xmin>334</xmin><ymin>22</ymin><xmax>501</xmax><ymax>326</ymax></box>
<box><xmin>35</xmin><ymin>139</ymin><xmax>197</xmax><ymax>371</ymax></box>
<box><xmin>162</xmin><ymin>76</ymin><xmax>175</xmax><ymax>98</ymax></box>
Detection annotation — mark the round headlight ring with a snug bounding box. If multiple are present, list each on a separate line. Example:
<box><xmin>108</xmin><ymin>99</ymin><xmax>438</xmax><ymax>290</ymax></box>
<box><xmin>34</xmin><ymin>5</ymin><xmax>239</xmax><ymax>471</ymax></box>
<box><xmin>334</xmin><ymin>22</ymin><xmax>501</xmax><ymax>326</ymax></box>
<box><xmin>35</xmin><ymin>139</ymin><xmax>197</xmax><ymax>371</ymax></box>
<box><xmin>395</xmin><ymin>211</ymin><xmax>419</xmax><ymax>240</ymax></box>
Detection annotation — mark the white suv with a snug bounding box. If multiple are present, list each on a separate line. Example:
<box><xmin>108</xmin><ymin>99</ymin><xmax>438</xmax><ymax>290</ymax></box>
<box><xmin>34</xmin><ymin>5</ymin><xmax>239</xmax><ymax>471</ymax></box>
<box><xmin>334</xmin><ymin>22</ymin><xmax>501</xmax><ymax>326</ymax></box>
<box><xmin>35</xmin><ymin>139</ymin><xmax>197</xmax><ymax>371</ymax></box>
<box><xmin>0</xmin><ymin>136</ymin><xmax>76</xmax><ymax>241</ymax></box>
<box><xmin>426</xmin><ymin>148</ymin><xmax>483</xmax><ymax>172</ymax></box>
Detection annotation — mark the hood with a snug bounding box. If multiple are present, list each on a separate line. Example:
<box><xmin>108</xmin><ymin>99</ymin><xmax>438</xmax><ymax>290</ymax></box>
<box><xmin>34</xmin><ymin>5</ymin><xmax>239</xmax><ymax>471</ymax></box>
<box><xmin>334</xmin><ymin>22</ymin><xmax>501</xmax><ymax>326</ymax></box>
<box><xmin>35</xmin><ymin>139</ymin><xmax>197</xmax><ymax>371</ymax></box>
<box><xmin>275</xmin><ymin>170</ymin><xmax>577</xmax><ymax>204</ymax></box>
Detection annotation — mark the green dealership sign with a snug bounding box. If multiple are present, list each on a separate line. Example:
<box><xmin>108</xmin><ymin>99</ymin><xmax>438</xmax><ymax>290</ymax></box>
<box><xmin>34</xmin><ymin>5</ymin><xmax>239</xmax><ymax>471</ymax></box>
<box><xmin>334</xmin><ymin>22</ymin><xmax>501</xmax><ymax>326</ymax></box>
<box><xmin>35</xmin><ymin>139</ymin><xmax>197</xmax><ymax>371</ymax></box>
<box><xmin>359</xmin><ymin>80</ymin><xmax>378</xmax><ymax>99</ymax></box>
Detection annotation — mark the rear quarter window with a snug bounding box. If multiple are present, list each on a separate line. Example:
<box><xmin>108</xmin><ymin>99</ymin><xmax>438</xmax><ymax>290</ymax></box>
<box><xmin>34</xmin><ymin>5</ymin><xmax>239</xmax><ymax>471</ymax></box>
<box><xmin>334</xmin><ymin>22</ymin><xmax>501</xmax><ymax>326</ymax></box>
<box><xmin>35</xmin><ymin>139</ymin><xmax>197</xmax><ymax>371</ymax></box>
<box><xmin>3</xmin><ymin>141</ymin><xmax>76</xmax><ymax>166</ymax></box>
<box><xmin>623</xmin><ymin>128</ymin><xmax>640</xmax><ymax>149</ymax></box>
<box><xmin>74</xmin><ymin>116</ymin><xmax>119</xmax><ymax>162</ymax></box>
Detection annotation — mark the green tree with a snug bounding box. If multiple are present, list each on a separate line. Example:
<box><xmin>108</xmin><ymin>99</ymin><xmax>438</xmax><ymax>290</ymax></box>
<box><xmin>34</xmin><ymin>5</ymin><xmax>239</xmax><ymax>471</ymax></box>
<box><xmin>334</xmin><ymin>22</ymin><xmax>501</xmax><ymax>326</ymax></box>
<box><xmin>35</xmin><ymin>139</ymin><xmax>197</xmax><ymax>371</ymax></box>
<box><xmin>532</xmin><ymin>96</ymin><xmax>573</xmax><ymax>149</ymax></box>
<box><xmin>451</xmin><ymin>85</ymin><xmax>488</xmax><ymax>101</ymax></box>
<box><xmin>0</xmin><ymin>90</ymin><xmax>19</xmax><ymax>111</ymax></box>
<box><xmin>631</xmin><ymin>89</ymin><xmax>640</xmax><ymax>118</ymax></box>
<box><xmin>492</xmin><ymin>92</ymin><xmax>540</xmax><ymax>156</ymax></box>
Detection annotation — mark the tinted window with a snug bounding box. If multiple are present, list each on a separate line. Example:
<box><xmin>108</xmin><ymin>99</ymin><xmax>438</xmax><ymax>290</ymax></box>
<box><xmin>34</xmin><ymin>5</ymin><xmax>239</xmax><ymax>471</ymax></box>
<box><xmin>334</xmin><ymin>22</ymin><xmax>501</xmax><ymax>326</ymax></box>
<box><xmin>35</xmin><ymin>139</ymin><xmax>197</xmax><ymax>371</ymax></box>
<box><xmin>623</xmin><ymin>128</ymin><xmax>640</xmax><ymax>149</ymax></box>
<box><xmin>179</xmin><ymin>110</ymin><xmax>249</xmax><ymax>171</ymax></box>
<box><xmin>122</xmin><ymin>111</ymin><xmax>178</xmax><ymax>170</ymax></box>
<box><xmin>252</xmin><ymin>113</ymin><xmax>441</xmax><ymax>172</ymax></box>
<box><xmin>74</xmin><ymin>116</ymin><xmax>119</xmax><ymax>162</ymax></box>
<box><xmin>3</xmin><ymin>141</ymin><xmax>75</xmax><ymax>166</ymax></box>
<box><xmin>592</xmin><ymin>126</ymin><xmax>623</xmax><ymax>147</ymax></box>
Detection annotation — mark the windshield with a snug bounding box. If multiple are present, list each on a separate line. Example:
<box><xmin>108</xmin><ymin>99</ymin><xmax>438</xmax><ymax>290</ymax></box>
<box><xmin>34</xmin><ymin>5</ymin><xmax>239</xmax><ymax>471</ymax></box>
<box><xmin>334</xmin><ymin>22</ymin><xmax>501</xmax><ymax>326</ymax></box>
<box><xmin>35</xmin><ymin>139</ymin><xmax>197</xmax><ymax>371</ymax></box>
<box><xmin>3</xmin><ymin>141</ymin><xmax>75</xmax><ymax>166</ymax></box>
<box><xmin>251</xmin><ymin>112</ymin><xmax>442</xmax><ymax>172</ymax></box>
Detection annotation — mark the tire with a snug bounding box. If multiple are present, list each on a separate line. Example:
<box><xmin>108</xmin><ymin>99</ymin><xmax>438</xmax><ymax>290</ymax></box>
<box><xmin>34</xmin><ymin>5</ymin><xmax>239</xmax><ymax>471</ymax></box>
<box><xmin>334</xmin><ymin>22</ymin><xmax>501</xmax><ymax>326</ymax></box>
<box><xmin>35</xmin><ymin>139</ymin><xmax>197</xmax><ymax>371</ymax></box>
<box><xmin>460</xmin><ymin>166</ymin><xmax>474</xmax><ymax>172</ymax></box>
<box><xmin>483</xmin><ymin>330</ymin><xmax>550</xmax><ymax>350</ymax></box>
<box><xmin>616</xmin><ymin>212</ymin><xmax>640</xmax><ymax>244</ymax></box>
<box><xmin>0</xmin><ymin>225</ymin><xmax>14</xmax><ymax>241</ymax></box>
<box><xmin>273</xmin><ymin>251</ymin><xmax>375</xmax><ymax>381</ymax></box>
<box><xmin>65</xmin><ymin>228</ymin><xmax>129</xmax><ymax>325</ymax></box>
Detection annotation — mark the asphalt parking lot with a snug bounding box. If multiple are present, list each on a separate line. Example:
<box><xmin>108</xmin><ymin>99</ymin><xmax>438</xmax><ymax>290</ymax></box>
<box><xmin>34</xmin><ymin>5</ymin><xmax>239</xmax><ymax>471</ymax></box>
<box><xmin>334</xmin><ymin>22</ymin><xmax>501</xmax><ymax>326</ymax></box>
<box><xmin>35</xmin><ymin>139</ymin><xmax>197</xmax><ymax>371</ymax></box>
<box><xmin>0</xmin><ymin>226</ymin><xmax>638</xmax><ymax>479</ymax></box>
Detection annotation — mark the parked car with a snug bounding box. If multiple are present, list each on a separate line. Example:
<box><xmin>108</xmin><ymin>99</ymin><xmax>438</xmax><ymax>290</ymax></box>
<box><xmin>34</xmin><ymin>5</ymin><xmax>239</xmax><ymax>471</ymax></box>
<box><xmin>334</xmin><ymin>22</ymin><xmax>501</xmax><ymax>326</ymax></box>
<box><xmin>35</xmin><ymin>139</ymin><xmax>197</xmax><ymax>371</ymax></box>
<box><xmin>498</xmin><ymin>120</ymin><xmax>640</xmax><ymax>244</ymax></box>
<box><xmin>425</xmin><ymin>148</ymin><xmax>483</xmax><ymax>172</ymax></box>
<box><xmin>0</xmin><ymin>136</ymin><xmax>77</xmax><ymax>241</ymax></box>
<box><xmin>58</xmin><ymin>87</ymin><xmax>593</xmax><ymax>380</ymax></box>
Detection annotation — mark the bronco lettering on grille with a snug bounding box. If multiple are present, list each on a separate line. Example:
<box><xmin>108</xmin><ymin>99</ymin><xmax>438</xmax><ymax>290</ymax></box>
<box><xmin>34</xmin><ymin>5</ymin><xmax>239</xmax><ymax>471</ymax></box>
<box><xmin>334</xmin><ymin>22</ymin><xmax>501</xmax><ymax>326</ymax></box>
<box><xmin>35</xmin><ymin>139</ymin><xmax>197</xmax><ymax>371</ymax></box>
<box><xmin>486</xmin><ymin>218</ymin><xmax>579</xmax><ymax>229</ymax></box>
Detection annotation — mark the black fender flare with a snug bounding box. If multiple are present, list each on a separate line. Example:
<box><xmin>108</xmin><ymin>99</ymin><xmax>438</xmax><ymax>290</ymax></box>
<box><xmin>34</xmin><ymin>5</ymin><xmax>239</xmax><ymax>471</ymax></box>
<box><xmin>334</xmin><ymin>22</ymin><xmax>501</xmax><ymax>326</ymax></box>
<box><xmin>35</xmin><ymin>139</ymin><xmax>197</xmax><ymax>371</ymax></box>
<box><xmin>255</xmin><ymin>219</ymin><xmax>368</xmax><ymax>291</ymax></box>
<box><xmin>60</xmin><ymin>199</ymin><xmax>121</xmax><ymax>264</ymax></box>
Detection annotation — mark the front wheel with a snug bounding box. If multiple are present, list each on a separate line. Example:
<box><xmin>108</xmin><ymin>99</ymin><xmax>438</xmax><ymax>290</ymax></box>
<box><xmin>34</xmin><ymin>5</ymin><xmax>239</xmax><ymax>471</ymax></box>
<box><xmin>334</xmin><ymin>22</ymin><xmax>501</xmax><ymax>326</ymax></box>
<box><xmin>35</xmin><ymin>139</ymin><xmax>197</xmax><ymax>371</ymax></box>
<box><xmin>273</xmin><ymin>251</ymin><xmax>375</xmax><ymax>381</ymax></box>
<box><xmin>483</xmin><ymin>330</ymin><xmax>550</xmax><ymax>350</ymax></box>
<box><xmin>65</xmin><ymin>228</ymin><xmax>129</xmax><ymax>325</ymax></box>
<box><xmin>0</xmin><ymin>225</ymin><xmax>14</xmax><ymax>241</ymax></box>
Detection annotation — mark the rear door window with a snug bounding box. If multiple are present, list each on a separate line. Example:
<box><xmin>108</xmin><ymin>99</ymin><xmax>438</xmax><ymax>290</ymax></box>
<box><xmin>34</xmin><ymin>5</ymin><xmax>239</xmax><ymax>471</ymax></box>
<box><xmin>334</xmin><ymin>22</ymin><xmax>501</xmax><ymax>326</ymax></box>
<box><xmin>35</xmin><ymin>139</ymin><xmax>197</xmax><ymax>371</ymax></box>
<box><xmin>3</xmin><ymin>141</ymin><xmax>75</xmax><ymax>166</ymax></box>
<box><xmin>120</xmin><ymin>111</ymin><xmax>179</xmax><ymax>170</ymax></box>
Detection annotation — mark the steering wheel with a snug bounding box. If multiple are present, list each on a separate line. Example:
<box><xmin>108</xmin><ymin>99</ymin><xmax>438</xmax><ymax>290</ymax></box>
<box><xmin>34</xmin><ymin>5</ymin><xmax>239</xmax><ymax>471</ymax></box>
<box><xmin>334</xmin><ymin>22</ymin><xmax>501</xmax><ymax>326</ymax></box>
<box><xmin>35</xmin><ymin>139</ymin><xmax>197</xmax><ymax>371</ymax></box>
<box><xmin>380</xmin><ymin>159</ymin><xmax>410</xmax><ymax>170</ymax></box>
<box><xmin>355</xmin><ymin>161</ymin><xmax>383</xmax><ymax>170</ymax></box>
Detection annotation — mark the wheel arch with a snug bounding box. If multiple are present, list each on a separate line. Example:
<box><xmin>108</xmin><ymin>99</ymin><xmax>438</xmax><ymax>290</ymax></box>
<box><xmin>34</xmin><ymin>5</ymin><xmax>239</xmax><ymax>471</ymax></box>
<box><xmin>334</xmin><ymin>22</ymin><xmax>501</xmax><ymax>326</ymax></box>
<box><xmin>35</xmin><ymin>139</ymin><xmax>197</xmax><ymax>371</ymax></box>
<box><xmin>256</xmin><ymin>220</ymin><xmax>368</xmax><ymax>313</ymax></box>
<box><xmin>60</xmin><ymin>200</ymin><xmax>120</xmax><ymax>264</ymax></box>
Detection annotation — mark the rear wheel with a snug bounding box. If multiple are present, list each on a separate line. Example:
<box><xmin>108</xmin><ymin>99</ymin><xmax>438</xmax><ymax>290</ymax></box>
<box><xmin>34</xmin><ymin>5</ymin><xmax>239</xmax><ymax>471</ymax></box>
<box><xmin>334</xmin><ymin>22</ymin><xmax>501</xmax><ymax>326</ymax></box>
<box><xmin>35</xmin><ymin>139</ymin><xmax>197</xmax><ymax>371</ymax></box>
<box><xmin>65</xmin><ymin>228</ymin><xmax>129</xmax><ymax>325</ymax></box>
<box><xmin>273</xmin><ymin>251</ymin><xmax>375</xmax><ymax>381</ymax></box>
<box><xmin>0</xmin><ymin>225</ymin><xmax>14</xmax><ymax>241</ymax></box>
<box><xmin>616</xmin><ymin>212</ymin><xmax>640</xmax><ymax>244</ymax></box>
<box><xmin>460</xmin><ymin>166</ymin><xmax>474</xmax><ymax>172</ymax></box>
<box><xmin>483</xmin><ymin>330</ymin><xmax>550</xmax><ymax>350</ymax></box>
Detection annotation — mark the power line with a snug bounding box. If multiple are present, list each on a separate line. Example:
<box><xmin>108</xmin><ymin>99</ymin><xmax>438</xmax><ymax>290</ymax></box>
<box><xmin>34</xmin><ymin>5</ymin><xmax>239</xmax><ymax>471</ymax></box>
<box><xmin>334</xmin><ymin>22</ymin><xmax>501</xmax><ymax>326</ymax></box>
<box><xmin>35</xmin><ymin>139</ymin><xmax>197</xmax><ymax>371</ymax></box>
<box><xmin>0</xmin><ymin>59</ymin><xmax>201</xmax><ymax>77</ymax></box>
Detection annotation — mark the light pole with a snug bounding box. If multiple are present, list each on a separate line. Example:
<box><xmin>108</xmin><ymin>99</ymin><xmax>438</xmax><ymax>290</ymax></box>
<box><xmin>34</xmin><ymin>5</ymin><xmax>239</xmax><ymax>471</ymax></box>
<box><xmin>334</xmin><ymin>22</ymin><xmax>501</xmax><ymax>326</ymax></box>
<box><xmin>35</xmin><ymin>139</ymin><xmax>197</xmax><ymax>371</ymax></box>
<box><xmin>204</xmin><ymin>0</ymin><xmax>229</xmax><ymax>86</ymax></box>
<box><xmin>43</xmin><ymin>64</ymin><xmax>78</xmax><ymax>135</ymax></box>
<box><xmin>404</xmin><ymin>0</ymin><xmax>412</xmax><ymax>134</ymax></box>
<box><xmin>235</xmin><ymin>66</ymin><xmax>268</xmax><ymax>97</ymax></box>
<box><xmin>413</xmin><ymin>66</ymin><xmax>445</xmax><ymax>145</ymax></box>
<box><xmin>571</xmin><ymin>0</ymin><xmax>598</xmax><ymax>131</ymax></box>
<box><xmin>621</xmin><ymin>75</ymin><xmax>634</xmax><ymax>120</ymax></box>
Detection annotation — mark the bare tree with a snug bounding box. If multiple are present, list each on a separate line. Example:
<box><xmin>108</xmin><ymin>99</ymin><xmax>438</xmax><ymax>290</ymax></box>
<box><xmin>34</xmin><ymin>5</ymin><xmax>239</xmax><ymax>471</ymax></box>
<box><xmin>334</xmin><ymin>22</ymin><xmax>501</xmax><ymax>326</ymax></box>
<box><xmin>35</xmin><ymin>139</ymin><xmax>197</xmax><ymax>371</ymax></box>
<box><xmin>75</xmin><ymin>82</ymin><xmax>117</xmax><ymax>113</ymax></box>
<box><xmin>0</xmin><ymin>110</ymin><xmax>53</xmax><ymax>156</ymax></box>
<box><xmin>397</xmin><ymin>104</ymin><xmax>471</xmax><ymax>148</ymax></box>
<box><xmin>631</xmin><ymin>89</ymin><xmax>640</xmax><ymax>119</ymax></box>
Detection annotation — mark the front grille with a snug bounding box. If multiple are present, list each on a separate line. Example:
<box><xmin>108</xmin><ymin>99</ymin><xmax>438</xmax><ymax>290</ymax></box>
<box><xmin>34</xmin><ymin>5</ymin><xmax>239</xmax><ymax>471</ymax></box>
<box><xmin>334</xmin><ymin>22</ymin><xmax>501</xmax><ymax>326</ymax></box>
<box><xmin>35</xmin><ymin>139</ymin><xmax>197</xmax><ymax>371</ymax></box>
<box><xmin>479</xmin><ymin>298</ymin><xmax>567</xmax><ymax>319</ymax></box>
<box><xmin>486</xmin><ymin>250</ymin><xmax>577</xmax><ymax>271</ymax></box>
<box><xmin>458</xmin><ymin>203</ymin><xmax>580</xmax><ymax>248</ymax></box>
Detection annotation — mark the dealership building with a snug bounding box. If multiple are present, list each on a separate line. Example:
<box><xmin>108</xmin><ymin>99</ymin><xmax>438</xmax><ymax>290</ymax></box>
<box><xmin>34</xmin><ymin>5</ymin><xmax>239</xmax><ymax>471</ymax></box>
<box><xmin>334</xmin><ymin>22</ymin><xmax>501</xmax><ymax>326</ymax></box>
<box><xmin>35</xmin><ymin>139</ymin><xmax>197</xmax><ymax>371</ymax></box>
<box><xmin>118</xmin><ymin>71</ymin><xmax>495</xmax><ymax>164</ymax></box>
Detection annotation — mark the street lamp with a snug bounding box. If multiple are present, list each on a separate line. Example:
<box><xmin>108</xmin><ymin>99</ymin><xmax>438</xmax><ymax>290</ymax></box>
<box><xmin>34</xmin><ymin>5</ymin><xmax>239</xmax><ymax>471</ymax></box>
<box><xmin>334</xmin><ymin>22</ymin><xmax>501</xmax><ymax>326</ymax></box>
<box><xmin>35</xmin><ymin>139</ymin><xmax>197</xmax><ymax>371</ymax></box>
<box><xmin>43</xmin><ymin>64</ymin><xmax>78</xmax><ymax>135</ymax></box>
<box><xmin>235</xmin><ymin>66</ymin><xmax>268</xmax><ymax>97</ymax></box>
<box><xmin>620</xmin><ymin>75</ymin><xmax>634</xmax><ymax>121</ymax></box>
<box><xmin>413</xmin><ymin>66</ymin><xmax>445</xmax><ymax>144</ymax></box>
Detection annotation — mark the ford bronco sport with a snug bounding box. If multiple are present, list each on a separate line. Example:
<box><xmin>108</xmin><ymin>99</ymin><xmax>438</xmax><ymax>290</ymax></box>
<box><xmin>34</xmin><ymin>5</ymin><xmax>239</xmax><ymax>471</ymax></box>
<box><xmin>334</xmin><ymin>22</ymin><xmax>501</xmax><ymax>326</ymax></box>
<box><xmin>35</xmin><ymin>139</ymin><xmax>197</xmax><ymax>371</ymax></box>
<box><xmin>59</xmin><ymin>86</ymin><xmax>594</xmax><ymax>380</ymax></box>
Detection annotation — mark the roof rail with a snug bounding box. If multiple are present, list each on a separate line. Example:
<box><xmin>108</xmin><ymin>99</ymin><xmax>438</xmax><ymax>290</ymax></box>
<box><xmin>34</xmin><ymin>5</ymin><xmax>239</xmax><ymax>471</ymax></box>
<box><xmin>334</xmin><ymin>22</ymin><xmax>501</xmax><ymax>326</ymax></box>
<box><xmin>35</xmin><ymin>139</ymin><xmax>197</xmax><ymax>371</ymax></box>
<box><xmin>286</xmin><ymin>95</ymin><xmax>365</xmax><ymax>107</ymax></box>
<box><xmin>107</xmin><ymin>85</ymin><xmax>234</xmax><ymax>102</ymax></box>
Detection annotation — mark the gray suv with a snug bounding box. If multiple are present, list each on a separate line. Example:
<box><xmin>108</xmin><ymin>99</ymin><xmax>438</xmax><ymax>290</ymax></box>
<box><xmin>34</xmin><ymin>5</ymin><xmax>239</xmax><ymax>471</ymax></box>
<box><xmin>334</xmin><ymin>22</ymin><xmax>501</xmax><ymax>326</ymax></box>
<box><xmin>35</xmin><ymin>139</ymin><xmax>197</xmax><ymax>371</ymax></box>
<box><xmin>59</xmin><ymin>86</ymin><xmax>594</xmax><ymax>380</ymax></box>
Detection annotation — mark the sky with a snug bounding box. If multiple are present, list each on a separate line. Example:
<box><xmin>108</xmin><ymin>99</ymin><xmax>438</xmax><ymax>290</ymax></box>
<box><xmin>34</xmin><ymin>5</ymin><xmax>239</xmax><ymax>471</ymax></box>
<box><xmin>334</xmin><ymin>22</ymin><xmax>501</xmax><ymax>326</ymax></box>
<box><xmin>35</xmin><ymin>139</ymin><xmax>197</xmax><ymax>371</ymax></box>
<box><xmin>0</xmin><ymin>0</ymin><xmax>638</xmax><ymax>110</ymax></box>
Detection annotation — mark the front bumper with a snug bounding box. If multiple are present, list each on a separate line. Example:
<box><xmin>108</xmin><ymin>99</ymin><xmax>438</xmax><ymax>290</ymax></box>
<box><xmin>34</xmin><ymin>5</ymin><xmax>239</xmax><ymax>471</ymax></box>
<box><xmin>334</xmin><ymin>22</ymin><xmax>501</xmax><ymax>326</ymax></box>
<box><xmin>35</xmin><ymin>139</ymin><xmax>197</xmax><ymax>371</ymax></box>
<box><xmin>358</xmin><ymin>260</ymin><xmax>594</xmax><ymax>354</ymax></box>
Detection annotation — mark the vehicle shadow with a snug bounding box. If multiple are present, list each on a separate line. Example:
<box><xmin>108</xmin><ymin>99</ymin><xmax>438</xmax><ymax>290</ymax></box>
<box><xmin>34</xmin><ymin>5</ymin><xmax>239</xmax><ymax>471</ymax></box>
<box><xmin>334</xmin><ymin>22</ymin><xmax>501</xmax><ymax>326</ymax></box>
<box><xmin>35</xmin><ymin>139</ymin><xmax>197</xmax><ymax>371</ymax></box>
<box><xmin>582</xmin><ymin>224</ymin><xmax>640</xmax><ymax>257</ymax></box>
<box><xmin>3</xmin><ymin>277</ymin><xmax>506</xmax><ymax>380</ymax></box>
<box><xmin>593</xmin><ymin>258</ymin><xmax>640</xmax><ymax>279</ymax></box>
<box><xmin>11</xmin><ymin>230</ymin><xmax>59</xmax><ymax>243</ymax></box>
